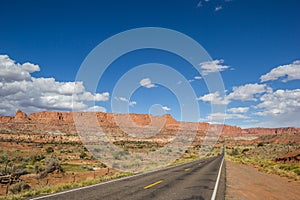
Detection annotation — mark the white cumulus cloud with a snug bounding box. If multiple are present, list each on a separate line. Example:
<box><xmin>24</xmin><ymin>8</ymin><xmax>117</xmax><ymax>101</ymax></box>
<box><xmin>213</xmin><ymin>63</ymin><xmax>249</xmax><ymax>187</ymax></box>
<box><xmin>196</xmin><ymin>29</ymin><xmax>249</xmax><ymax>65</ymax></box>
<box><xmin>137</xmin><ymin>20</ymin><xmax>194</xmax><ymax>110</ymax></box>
<box><xmin>197</xmin><ymin>91</ymin><xmax>229</xmax><ymax>105</ymax></box>
<box><xmin>0</xmin><ymin>54</ymin><xmax>109</xmax><ymax>115</ymax></box>
<box><xmin>215</xmin><ymin>6</ymin><xmax>223</xmax><ymax>12</ymax></box>
<box><xmin>206</xmin><ymin>112</ymin><xmax>248</xmax><ymax>121</ymax></box>
<box><xmin>114</xmin><ymin>97</ymin><xmax>137</xmax><ymax>107</ymax></box>
<box><xmin>162</xmin><ymin>106</ymin><xmax>171</xmax><ymax>111</ymax></box>
<box><xmin>227</xmin><ymin>83</ymin><xmax>270</xmax><ymax>101</ymax></box>
<box><xmin>254</xmin><ymin>89</ymin><xmax>300</xmax><ymax>127</ymax></box>
<box><xmin>84</xmin><ymin>106</ymin><xmax>107</xmax><ymax>112</ymax></box>
<box><xmin>0</xmin><ymin>55</ymin><xmax>40</xmax><ymax>82</ymax></box>
<box><xmin>140</xmin><ymin>78</ymin><xmax>156</xmax><ymax>88</ymax></box>
<box><xmin>198</xmin><ymin>83</ymin><xmax>270</xmax><ymax>105</ymax></box>
<box><xmin>260</xmin><ymin>60</ymin><xmax>300</xmax><ymax>82</ymax></box>
<box><xmin>228</xmin><ymin>107</ymin><xmax>249</xmax><ymax>113</ymax></box>
<box><xmin>256</xmin><ymin>89</ymin><xmax>300</xmax><ymax>116</ymax></box>
<box><xmin>199</xmin><ymin>59</ymin><xmax>230</xmax><ymax>75</ymax></box>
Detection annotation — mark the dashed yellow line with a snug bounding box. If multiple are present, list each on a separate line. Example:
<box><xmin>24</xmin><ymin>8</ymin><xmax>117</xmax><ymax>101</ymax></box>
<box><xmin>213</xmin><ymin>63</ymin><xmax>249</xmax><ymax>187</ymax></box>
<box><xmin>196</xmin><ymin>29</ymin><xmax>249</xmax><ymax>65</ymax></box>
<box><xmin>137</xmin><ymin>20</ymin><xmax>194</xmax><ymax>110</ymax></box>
<box><xmin>185</xmin><ymin>168</ymin><xmax>190</xmax><ymax>171</ymax></box>
<box><xmin>144</xmin><ymin>180</ymin><xmax>163</xmax><ymax>189</ymax></box>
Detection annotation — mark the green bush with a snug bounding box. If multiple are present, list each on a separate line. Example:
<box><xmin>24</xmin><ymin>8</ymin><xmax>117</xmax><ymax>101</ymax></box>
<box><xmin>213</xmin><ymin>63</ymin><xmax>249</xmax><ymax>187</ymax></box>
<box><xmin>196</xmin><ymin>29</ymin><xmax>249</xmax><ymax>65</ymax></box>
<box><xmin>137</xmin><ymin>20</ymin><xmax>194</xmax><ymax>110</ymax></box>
<box><xmin>293</xmin><ymin>168</ymin><xmax>300</xmax><ymax>176</ymax></box>
<box><xmin>46</xmin><ymin>147</ymin><xmax>54</xmax><ymax>154</ymax></box>
<box><xmin>31</xmin><ymin>154</ymin><xmax>45</xmax><ymax>163</ymax></box>
<box><xmin>0</xmin><ymin>152</ymin><xmax>9</xmax><ymax>164</ymax></box>
<box><xmin>9</xmin><ymin>181</ymin><xmax>31</xmax><ymax>194</ymax></box>
<box><xmin>231</xmin><ymin>148</ymin><xmax>239</xmax><ymax>156</ymax></box>
<box><xmin>242</xmin><ymin>148</ymin><xmax>249</xmax><ymax>154</ymax></box>
<box><xmin>79</xmin><ymin>152</ymin><xmax>87</xmax><ymax>159</ymax></box>
<box><xmin>279</xmin><ymin>164</ymin><xmax>299</xmax><ymax>171</ymax></box>
<box><xmin>257</xmin><ymin>142</ymin><xmax>264</xmax><ymax>147</ymax></box>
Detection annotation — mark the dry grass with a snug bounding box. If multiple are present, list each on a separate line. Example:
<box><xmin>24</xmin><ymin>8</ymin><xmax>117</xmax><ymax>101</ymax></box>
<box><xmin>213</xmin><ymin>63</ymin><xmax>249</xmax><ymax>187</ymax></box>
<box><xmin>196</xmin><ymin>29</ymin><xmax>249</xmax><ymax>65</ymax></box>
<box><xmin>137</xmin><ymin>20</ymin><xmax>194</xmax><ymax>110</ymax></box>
<box><xmin>226</xmin><ymin>145</ymin><xmax>300</xmax><ymax>181</ymax></box>
<box><xmin>0</xmin><ymin>171</ymin><xmax>134</xmax><ymax>200</ymax></box>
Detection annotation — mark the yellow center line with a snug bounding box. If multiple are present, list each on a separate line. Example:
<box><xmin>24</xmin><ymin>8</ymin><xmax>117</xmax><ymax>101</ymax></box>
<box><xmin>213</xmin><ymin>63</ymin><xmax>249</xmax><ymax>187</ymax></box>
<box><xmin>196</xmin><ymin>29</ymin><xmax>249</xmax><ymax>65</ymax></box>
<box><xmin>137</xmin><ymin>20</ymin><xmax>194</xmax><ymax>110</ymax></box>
<box><xmin>185</xmin><ymin>168</ymin><xmax>190</xmax><ymax>171</ymax></box>
<box><xmin>144</xmin><ymin>180</ymin><xmax>163</xmax><ymax>189</ymax></box>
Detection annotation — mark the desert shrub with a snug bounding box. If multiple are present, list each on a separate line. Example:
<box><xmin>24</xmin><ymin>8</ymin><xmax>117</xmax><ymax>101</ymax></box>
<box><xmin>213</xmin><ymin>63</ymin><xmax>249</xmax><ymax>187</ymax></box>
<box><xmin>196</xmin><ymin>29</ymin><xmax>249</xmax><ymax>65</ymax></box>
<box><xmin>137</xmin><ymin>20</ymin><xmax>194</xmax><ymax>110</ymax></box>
<box><xmin>150</xmin><ymin>147</ymin><xmax>156</xmax><ymax>152</ymax></box>
<box><xmin>79</xmin><ymin>152</ymin><xmax>88</xmax><ymax>159</ymax></box>
<box><xmin>279</xmin><ymin>164</ymin><xmax>299</xmax><ymax>171</ymax></box>
<box><xmin>11</xmin><ymin>166</ymin><xmax>28</xmax><ymax>177</ymax></box>
<box><xmin>60</xmin><ymin>149</ymin><xmax>73</xmax><ymax>154</ymax></box>
<box><xmin>98</xmin><ymin>162</ymin><xmax>107</xmax><ymax>168</ymax></box>
<box><xmin>46</xmin><ymin>147</ymin><xmax>54</xmax><ymax>154</ymax></box>
<box><xmin>112</xmin><ymin>150</ymin><xmax>129</xmax><ymax>160</ymax></box>
<box><xmin>34</xmin><ymin>164</ymin><xmax>43</xmax><ymax>174</ymax></box>
<box><xmin>230</xmin><ymin>148</ymin><xmax>239</xmax><ymax>156</ymax></box>
<box><xmin>9</xmin><ymin>181</ymin><xmax>31</xmax><ymax>194</ymax></box>
<box><xmin>81</xmin><ymin>165</ymin><xmax>94</xmax><ymax>171</ymax></box>
<box><xmin>257</xmin><ymin>142</ymin><xmax>264</xmax><ymax>147</ymax></box>
<box><xmin>37</xmin><ymin>159</ymin><xmax>64</xmax><ymax>179</ymax></box>
<box><xmin>293</xmin><ymin>168</ymin><xmax>300</xmax><ymax>176</ymax></box>
<box><xmin>242</xmin><ymin>148</ymin><xmax>249</xmax><ymax>154</ymax></box>
<box><xmin>0</xmin><ymin>152</ymin><xmax>9</xmax><ymax>164</ymax></box>
<box><xmin>12</xmin><ymin>148</ymin><xmax>20</xmax><ymax>152</ymax></box>
<box><xmin>31</xmin><ymin>154</ymin><xmax>45</xmax><ymax>163</ymax></box>
<box><xmin>13</xmin><ymin>156</ymin><xmax>24</xmax><ymax>162</ymax></box>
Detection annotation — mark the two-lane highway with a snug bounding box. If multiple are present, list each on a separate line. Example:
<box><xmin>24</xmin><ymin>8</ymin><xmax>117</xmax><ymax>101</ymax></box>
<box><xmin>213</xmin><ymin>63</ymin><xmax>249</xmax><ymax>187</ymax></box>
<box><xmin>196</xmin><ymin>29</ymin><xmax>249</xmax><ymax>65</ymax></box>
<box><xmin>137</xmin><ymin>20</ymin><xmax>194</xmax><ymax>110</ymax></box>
<box><xmin>31</xmin><ymin>155</ymin><xmax>225</xmax><ymax>200</ymax></box>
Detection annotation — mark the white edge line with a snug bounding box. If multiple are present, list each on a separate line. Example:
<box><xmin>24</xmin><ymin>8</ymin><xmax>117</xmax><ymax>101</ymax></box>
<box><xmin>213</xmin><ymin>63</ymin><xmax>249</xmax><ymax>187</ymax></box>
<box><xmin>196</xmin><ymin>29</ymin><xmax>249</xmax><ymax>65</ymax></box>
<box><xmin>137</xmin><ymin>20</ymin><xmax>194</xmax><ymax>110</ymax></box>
<box><xmin>30</xmin><ymin>158</ymin><xmax>207</xmax><ymax>199</ymax></box>
<box><xmin>211</xmin><ymin>156</ymin><xmax>225</xmax><ymax>200</ymax></box>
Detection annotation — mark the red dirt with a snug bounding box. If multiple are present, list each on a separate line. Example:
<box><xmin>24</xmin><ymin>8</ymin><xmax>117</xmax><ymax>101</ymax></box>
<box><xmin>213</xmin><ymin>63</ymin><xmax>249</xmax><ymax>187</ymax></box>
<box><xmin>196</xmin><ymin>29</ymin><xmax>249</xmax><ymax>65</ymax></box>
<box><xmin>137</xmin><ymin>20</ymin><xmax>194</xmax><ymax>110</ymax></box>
<box><xmin>275</xmin><ymin>148</ymin><xmax>300</xmax><ymax>164</ymax></box>
<box><xmin>226</xmin><ymin>161</ymin><xmax>300</xmax><ymax>200</ymax></box>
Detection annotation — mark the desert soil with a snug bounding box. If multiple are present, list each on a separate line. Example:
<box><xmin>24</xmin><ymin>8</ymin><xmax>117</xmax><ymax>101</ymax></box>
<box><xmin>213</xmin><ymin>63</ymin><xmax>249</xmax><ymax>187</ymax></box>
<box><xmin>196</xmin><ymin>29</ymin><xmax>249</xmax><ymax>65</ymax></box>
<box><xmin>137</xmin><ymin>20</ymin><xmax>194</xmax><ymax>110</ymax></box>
<box><xmin>226</xmin><ymin>161</ymin><xmax>300</xmax><ymax>200</ymax></box>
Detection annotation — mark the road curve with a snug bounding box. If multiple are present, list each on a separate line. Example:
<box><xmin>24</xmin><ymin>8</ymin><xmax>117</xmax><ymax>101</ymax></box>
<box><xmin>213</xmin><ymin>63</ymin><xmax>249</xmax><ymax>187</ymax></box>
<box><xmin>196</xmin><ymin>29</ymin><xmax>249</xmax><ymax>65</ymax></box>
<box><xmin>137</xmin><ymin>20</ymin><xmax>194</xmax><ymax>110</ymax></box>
<box><xmin>31</xmin><ymin>155</ymin><xmax>225</xmax><ymax>200</ymax></box>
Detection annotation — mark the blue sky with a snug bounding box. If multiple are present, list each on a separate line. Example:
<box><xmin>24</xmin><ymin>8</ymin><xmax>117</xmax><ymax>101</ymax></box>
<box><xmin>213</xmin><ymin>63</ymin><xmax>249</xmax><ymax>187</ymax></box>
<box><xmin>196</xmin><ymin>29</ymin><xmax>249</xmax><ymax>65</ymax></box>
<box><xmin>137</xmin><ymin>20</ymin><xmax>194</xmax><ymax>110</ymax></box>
<box><xmin>0</xmin><ymin>0</ymin><xmax>299</xmax><ymax>128</ymax></box>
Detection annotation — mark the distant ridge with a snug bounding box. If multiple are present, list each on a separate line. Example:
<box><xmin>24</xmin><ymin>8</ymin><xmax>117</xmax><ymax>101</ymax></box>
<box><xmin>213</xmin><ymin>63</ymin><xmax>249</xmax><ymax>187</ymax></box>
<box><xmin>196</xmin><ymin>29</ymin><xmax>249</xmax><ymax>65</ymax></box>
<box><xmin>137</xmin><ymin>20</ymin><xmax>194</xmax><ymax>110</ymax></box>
<box><xmin>0</xmin><ymin>110</ymin><xmax>299</xmax><ymax>136</ymax></box>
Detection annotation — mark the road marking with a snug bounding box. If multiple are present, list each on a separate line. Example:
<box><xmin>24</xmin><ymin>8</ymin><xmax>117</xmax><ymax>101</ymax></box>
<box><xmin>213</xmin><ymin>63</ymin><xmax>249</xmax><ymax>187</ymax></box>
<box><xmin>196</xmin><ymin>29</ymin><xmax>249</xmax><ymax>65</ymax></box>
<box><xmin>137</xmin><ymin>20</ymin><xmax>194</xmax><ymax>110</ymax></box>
<box><xmin>211</xmin><ymin>156</ymin><xmax>224</xmax><ymax>200</ymax></box>
<box><xmin>184</xmin><ymin>168</ymin><xmax>190</xmax><ymax>171</ymax></box>
<box><xmin>144</xmin><ymin>180</ymin><xmax>163</xmax><ymax>189</ymax></box>
<box><xmin>30</xmin><ymin>159</ymin><xmax>203</xmax><ymax>200</ymax></box>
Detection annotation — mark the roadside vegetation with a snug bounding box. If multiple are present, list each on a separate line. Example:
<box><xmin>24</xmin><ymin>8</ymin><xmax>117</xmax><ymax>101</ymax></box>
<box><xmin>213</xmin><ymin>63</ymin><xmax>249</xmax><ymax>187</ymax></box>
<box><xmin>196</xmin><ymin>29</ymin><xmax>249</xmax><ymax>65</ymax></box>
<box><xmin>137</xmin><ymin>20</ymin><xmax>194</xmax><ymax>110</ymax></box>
<box><xmin>225</xmin><ymin>144</ymin><xmax>300</xmax><ymax>181</ymax></box>
<box><xmin>0</xmin><ymin>137</ymin><xmax>223</xmax><ymax>199</ymax></box>
<box><xmin>0</xmin><ymin>141</ymin><xmax>110</xmax><ymax>198</ymax></box>
<box><xmin>0</xmin><ymin>171</ymin><xmax>134</xmax><ymax>200</ymax></box>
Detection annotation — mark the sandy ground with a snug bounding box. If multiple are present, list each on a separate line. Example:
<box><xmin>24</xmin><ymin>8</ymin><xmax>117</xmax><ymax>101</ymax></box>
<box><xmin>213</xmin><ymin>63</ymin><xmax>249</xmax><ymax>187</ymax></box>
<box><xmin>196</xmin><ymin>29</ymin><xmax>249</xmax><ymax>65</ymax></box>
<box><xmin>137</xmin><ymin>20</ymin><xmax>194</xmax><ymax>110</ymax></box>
<box><xmin>226</xmin><ymin>161</ymin><xmax>300</xmax><ymax>200</ymax></box>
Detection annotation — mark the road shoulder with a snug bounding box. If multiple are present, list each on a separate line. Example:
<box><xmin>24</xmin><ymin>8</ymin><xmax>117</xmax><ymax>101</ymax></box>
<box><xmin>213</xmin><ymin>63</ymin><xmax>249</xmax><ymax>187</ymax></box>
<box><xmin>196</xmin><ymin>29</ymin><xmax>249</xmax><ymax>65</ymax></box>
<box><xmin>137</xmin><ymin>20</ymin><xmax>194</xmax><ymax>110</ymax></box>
<box><xmin>226</xmin><ymin>161</ymin><xmax>300</xmax><ymax>200</ymax></box>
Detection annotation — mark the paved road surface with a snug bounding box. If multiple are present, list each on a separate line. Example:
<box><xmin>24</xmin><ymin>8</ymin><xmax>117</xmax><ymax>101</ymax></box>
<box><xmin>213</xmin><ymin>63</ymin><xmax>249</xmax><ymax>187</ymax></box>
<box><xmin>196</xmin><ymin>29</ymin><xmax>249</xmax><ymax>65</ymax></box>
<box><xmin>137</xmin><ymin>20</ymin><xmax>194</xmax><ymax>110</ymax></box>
<box><xmin>31</xmin><ymin>154</ymin><xmax>225</xmax><ymax>200</ymax></box>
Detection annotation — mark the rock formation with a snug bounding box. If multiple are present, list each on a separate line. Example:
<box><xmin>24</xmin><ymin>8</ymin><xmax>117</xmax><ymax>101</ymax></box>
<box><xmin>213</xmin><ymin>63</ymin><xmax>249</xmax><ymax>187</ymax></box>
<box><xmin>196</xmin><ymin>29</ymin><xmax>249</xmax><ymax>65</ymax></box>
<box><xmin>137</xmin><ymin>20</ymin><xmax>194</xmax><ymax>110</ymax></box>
<box><xmin>0</xmin><ymin>110</ymin><xmax>299</xmax><ymax>145</ymax></box>
<box><xmin>13</xmin><ymin>109</ymin><xmax>30</xmax><ymax>122</ymax></box>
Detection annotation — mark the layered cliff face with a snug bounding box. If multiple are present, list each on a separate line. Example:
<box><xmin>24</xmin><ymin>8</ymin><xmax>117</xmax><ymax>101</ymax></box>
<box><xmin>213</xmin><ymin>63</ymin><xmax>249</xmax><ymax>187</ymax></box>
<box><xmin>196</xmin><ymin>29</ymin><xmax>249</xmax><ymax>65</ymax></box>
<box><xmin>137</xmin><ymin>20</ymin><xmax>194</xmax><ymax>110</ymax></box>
<box><xmin>0</xmin><ymin>110</ymin><xmax>299</xmax><ymax>144</ymax></box>
<box><xmin>0</xmin><ymin>110</ymin><xmax>243</xmax><ymax>135</ymax></box>
<box><xmin>29</xmin><ymin>111</ymin><xmax>74</xmax><ymax>123</ymax></box>
<box><xmin>245</xmin><ymin>127</ymin><xmax>300</xmax><ymax>135</ymax></box>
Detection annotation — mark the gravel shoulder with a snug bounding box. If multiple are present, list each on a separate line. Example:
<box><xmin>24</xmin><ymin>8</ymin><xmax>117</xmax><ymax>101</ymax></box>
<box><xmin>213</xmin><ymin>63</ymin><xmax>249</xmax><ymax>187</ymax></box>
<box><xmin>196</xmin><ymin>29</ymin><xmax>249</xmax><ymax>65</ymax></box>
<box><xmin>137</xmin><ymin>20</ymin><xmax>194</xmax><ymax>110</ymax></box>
<box><xmin>226</xmin><ymin>161</ymin><xmax>300</xmax><ymax>200</ymax></box>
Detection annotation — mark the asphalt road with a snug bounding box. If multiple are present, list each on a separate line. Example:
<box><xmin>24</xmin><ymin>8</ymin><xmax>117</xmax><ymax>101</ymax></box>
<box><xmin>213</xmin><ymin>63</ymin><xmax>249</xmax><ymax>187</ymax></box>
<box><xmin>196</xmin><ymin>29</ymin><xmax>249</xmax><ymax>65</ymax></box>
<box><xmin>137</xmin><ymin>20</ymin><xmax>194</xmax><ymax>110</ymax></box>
<box><xmin>31</xmin><ymin>154</ymin><xmax>225</xmax><ymax>200</ymax></box>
